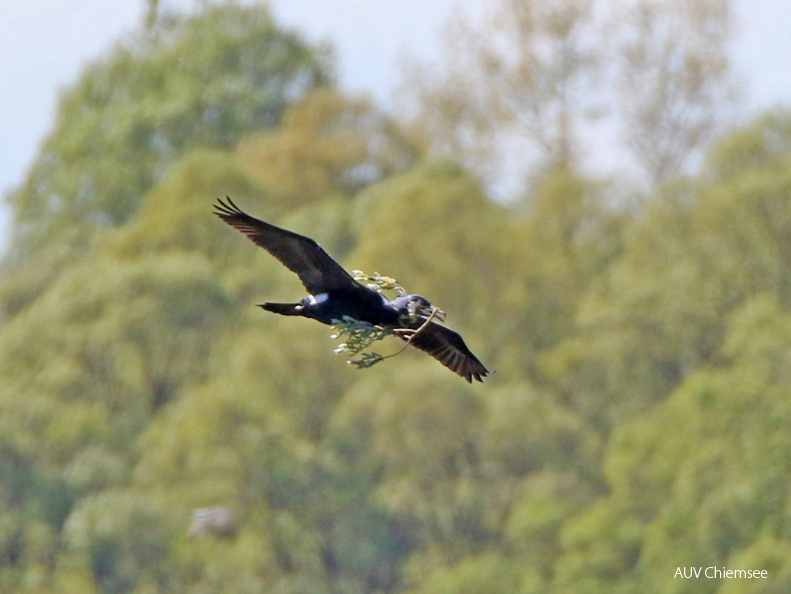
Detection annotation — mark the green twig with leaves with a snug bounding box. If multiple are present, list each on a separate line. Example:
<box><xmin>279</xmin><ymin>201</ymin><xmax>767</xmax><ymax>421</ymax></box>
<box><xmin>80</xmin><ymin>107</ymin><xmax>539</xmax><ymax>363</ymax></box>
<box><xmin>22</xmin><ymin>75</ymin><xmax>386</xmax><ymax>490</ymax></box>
<box><xmin>350</xmin><ymin>270</ymin><xmax>406</xmax><ymax>294</ymax></box>
<box><xmin>331</xmin><ymin>271</ymin><xmax>442</xmax><ymax>369</ymax></box>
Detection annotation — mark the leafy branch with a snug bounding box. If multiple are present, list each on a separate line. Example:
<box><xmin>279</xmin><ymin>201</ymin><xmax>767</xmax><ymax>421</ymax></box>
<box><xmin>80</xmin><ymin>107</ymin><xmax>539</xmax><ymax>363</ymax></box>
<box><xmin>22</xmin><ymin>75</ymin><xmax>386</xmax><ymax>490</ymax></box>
<box><xmin>351</xmin><ymin>270</ymin><xmax>406</xmax><ymax>294</ymax></box>
<box><xmin>331</xmin><ymin>270</ymin><xmax>442</xmax><ymax>369</ymax></box>
<box><xmin>331</xmin><ymin>317</ymin><xmax>393</xmax><ymax>368</ymax></box>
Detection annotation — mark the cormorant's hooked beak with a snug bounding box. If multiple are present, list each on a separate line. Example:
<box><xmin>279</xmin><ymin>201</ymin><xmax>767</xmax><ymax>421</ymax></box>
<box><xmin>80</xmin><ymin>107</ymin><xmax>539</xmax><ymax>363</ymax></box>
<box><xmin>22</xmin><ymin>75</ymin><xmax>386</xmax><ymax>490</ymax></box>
<box><xmin>418</xmin><ymin>304</ymin><xmax>446</xmax><ymax>322</ymax></box>
<box><xmin>401</xmin><ymin>295</ymin><xmax>446</xmax><ymax>324</ymax></box>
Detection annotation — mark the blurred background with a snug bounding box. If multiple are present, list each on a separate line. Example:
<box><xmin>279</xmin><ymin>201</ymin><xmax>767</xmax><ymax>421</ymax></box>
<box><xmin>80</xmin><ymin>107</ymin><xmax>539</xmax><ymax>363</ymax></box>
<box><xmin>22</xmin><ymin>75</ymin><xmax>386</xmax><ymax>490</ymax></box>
<box><xmin>1</xmin><ymin>0</ymin><xmax>791</xmax><ymax>592</ymax></box>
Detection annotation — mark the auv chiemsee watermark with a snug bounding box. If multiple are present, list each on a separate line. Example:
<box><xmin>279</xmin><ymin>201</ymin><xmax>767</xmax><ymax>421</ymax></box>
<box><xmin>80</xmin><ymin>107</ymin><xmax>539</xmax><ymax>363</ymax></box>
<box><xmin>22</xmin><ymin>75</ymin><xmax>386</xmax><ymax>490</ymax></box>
<box><xmin>675</xmin><ymin>567</ymin><xmax>768</xmax><ymax>579</ymax></box>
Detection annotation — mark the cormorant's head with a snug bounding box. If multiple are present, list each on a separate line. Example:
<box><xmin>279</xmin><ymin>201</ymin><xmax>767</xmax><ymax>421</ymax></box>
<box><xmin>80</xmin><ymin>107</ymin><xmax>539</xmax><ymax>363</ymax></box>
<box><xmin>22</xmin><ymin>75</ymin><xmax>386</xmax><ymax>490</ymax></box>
<box><xmin>392</xmin><ymin>294</ymin><xmax>445</xmax><ymax>324</ymax></box>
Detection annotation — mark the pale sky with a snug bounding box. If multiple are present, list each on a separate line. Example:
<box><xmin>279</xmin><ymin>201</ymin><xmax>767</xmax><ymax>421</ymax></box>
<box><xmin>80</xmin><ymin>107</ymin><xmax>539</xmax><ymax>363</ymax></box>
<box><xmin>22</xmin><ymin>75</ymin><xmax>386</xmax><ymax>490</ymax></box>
<box><xmin>1</xmin><ymin>0</ymin><xmax>789</xmax><ymax>252</ymax></box>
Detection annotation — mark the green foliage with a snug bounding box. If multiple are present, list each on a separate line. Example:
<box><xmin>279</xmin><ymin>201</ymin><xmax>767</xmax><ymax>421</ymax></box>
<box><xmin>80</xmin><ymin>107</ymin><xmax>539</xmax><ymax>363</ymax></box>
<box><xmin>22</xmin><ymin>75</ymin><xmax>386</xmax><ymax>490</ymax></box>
<box><xmin>63</xmin><ymin>491</ymin><xmax>177</xmax><ymax>593</ymax></box>
<box><xmin>236</xmin><ymin>88</ymin><xmax>419</xmax><ymax>209</ymax></box>
<box><xmin>329</xmin><ymin>272</ymin><xmax>407</xmax><ymax>367</ymax></box>
<box><xmin>4</xmin><ymin>2</ymin><xmax>331</xmax><ymax>264</ymax></box>
<box><xmin>349</xmin><ymin>159</ymin><xmax>511</xmax><ymax>370</ymax></box>
<box><xmin>331</xmin><ymin>317</ymin><xmax>391</xmax><ymax>368</ymax></box>
<box><xmin>330</xmin><ymin>274</ymin><xmax>446</xmax><ymax>371</ymax></box>
<box><xmin>4</xmin><ymin>0</ymin><xmax>791</xmax><ymax>589</ymax></box>
<box><xmin>409</xmin><ymin>553</ymin><xmax>522</xmax><ymax>594</ymax></box>
<box><xmin>545</xmin><ymin>115</ymin><xmax>791</xmax><ymax>429</ymax></box>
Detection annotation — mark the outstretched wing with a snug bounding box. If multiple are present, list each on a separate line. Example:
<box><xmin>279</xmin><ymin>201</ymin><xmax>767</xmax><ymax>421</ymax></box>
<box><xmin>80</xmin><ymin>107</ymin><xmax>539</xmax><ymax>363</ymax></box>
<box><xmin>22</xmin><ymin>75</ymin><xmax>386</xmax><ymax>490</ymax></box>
<box><xmin>398</xmin><ymin>321</ymin><xmax>490</xmax><ymax>383</ymax></box>
<box><xmin>214</xmin><ymin>197</ymin><xmax>358</xmax><ymax>294</ymax></box>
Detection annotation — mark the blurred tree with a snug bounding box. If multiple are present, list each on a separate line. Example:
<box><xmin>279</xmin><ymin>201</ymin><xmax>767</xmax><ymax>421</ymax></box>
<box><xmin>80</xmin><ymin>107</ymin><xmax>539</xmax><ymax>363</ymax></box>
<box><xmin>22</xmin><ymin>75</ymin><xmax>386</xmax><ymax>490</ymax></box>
<box><xmin>331</xmin><ymin>366</ymin><xmax>491</xmax><ymax>565</ymax></box>
<box><xmin>3</xmin><ymin>2</ymin><xmax>331</xmax><ymax>266</ymax></box>
<box><xmin>0</xmin><ymin>252</ymin><xmax>234</xmax><ymax>478</ymax></box>
<box><xmin>0</xmin><ymin>205</ymin><xmax>237</xmax><ymax>591</ymax></box>
<box><xmin>349</xmin><ymin>159</ymin><xmax>506</xmax><ymax>338</ymax></box>
<box><xmin>557</xmin><ymin>293</ymin><xmax>791</xmax><ymax>592</ymax></box>
<box><xmin>401</xmin><ymin>0</ymin><xmax>601</xmax><ymax>189</ymax></box>
<box><xmin>236</xmin><ymin>88</ymin><xmax>420</xmax><ymax>210</ymax></box>
<box><xmin>545</xmin><ymin>110</ymin><xmax>791</xmax><ymax>430</ymax></box>
<box><xmin>144</xmin><ymin>0</ymin><xmax>160</xmax><ymax>29</ymax></box>
<box><xmin>62</xmin><ymin>491</ymin><xmax>177</xmax><ymax>593</ymax></box>
<box><xmin>0</xmin><ymin>40</ymin><xmax>421</xmax><ymax>589</ymax></box>
<box><xmin>400</xmin><ymin>0</ymin><xmax>735</xmax><ymax>195</ymax></box>
<box><xmin>408</xmin><ymin>553</ymin><xmax>522</xmax><ymax>594</ymax></box>
<box><xmin>499</xmin><ymin>166</ymin><xmax>625</xmax><ymax>376</ymax></box>
<box><xmin>1</xmin><ymin>0</ymin><xmax>787</xmax><ymax>588</ymax></box>
<box><xmin>612</xmin><ymin>0</ymin><xmax>735</xmax><ymax>183</ymax></box>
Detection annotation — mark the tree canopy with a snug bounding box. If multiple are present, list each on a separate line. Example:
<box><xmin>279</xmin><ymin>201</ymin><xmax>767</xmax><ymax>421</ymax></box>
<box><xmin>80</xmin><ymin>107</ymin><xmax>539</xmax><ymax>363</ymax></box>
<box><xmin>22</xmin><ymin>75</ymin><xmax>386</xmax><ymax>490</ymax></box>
<box><xmin>2</xmin><ymin>1</ymin><xmax>790</xmax><ymax>593</ymax></box>
<box><xmin>5</xmin><ymin>2</ymin><xmax>332</xmax><ymax>265</ymax></box>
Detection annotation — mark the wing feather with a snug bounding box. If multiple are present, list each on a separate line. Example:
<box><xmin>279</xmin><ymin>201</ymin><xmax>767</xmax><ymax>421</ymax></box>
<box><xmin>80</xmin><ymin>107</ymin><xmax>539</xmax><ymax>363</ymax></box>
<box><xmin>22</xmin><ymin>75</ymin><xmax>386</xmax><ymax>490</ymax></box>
<box><xmin>398</xmin><ymin>321</ymin><xmax>489</xmax><ymax>383</ymax></box>
<box><xmin>214</xmin><ymin>197</ymin><xmax>358</xmax><ymax>294</ymax></box>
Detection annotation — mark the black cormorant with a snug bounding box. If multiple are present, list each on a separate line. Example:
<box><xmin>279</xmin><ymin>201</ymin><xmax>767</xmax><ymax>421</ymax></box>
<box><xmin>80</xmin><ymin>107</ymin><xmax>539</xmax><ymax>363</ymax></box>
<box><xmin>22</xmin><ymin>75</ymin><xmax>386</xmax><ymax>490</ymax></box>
<box><xmin>214</xmin><ymin>197</ymin><xmax>489</xmax><ymax>382</ymax></box>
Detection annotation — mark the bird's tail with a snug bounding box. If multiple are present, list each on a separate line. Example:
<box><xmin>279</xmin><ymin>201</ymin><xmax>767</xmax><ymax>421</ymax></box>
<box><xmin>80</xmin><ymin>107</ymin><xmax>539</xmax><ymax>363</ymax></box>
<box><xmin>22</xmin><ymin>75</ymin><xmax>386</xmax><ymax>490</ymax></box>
<box><xmin>259</xmin><ymin>302</ymin><xmax>304</xmax><ymax>316</ymax></box>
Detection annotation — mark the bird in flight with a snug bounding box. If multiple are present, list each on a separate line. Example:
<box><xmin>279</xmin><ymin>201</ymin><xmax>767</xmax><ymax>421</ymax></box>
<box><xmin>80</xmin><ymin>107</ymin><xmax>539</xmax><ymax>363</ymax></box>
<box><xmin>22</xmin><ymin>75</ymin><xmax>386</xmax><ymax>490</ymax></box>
<box><xmin>214</xmin><ymin>197</ymin><xmax>489</xmax><ymax>382</ymax></box>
